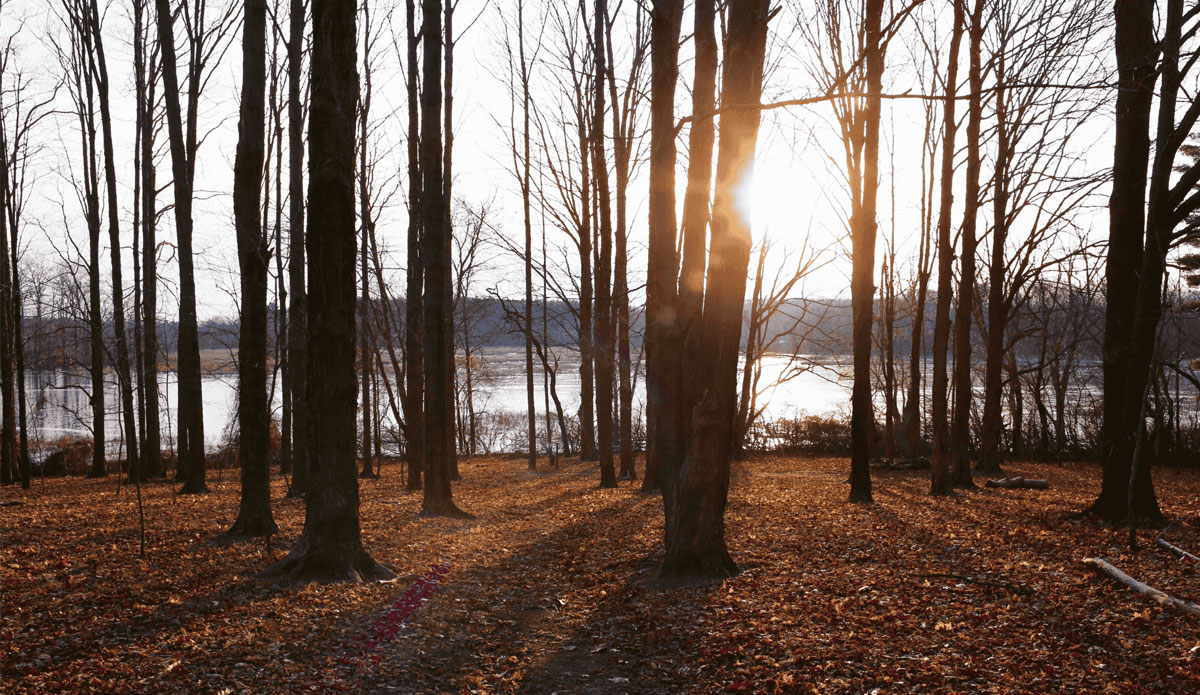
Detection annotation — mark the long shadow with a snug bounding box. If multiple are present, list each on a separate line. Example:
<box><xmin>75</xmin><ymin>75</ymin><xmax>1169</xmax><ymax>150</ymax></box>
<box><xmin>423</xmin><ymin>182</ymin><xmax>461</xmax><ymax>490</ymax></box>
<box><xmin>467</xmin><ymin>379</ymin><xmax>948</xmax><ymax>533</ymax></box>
<box><xmin>343</xmin><ymin>482</ymin><xmax>673</xmax><ymax>694</ymax></box>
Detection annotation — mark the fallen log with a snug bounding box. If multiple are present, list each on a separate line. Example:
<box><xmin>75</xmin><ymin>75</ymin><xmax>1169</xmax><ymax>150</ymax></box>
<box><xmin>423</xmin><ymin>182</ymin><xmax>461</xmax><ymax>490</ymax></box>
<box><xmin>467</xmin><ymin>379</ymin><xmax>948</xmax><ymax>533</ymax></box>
<box><xmin>1157</xmin><ymin>538</ymin><xmax>1200</xmax><ymax>564</ymax></box>
<box><xmin>985</xmin><ymin>476</ymin><xmax>1049</xmax><ymax>489</ymax></box>
<box><xmin>1082</xmin><ymin>557</ymin><xmax>1200</xmax><ymax>618</ymax></box>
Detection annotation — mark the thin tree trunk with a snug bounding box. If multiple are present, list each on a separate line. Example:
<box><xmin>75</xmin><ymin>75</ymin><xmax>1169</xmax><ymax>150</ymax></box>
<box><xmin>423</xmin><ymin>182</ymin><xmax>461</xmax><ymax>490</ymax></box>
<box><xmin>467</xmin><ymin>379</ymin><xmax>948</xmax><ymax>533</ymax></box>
<box><xmin>87</xmin><ymin>0</ymin><xmax>141</xmax><ymax>482</ymax></box>
<box><xmin>929</xmin><ymin>0</ymin><xmax>965</xmax><ymax>496</ymax></box>
<box><xmin>977</xmin><ymin>59</ymin><xmax>1008</xmax><ymax>477</ymax></box>
<box><xmin>225</xmin><ymin>0</ymin><xmax>277</xmax><ymax>538</ymax></box>
<box><xmin>592</xmin><ymin>0</ymin><xmax>616</xmax><ymax>487</ymax></box>
<box><xmin>135</xmin><ymin>0</ymin><xmax>163</xmax><ymax>479</ymax></box>
<box><xmin>949</xmin><ymin>0</ymin><xmax>983</xmax><ymax>489</ymax></box>
<box><xmin>403</xmin><ymin>0</ymin><xmax>424</xmax><ymax>491</ymax></box>
<box><xmin>286</xmin><ymin>0</ymin><xmax>310</xmax><ymax>499</ymax></box>
<box><xmin>155</xmin><ymin>0</ymin><xmax>206</xmax><ymax>493</ymax></box>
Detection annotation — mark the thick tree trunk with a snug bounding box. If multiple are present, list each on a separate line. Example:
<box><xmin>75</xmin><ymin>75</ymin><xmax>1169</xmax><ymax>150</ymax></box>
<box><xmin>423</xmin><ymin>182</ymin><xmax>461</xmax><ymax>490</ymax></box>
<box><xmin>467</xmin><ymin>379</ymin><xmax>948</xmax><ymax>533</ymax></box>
<box><xmin>661</xmin><ymin>0</ymin><xmax>768</xmax><ymax>580</ymax></box>
<box><xmin>265</xmin><ymin>0</ymin><xmax>394</xmax><ymax>583</ymax></box>
<box><xmin>285</xmin><ymin>0</ymin><xmax>310</xmax><ymax>499</ymax></box>
<box><xmin>642</xmin><ymin>0</ymin><xmax>683</xmax><ymax>494</ymax></box>
<box><xmin>929</xmin><ymin>0</ymin><xmax>964</xmax><ymax>497</ymax></box>
<box><xmin>225</xmin><ymin>0</ymin><xmax>278</xmax><ymax>539</ymax></box>
<box><xmin>949</xmin><ymin>0</ymin><xmax>983</xmax><ymax>490</ymax></box>
<box><xmin>1088</xmin><ymin>0</ymin><xmax>1160</xmax><ymax>522</ymax></box>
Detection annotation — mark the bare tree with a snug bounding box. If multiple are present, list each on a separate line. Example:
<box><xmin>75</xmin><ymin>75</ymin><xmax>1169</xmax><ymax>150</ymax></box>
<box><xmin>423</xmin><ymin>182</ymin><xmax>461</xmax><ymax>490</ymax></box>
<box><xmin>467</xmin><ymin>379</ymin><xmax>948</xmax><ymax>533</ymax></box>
<box><xmin>265</xmin><ymin>0</ymin><xmax>394</xmax><ymax>583</ymax></box>
<box><xmin>224</xmin><ymin>0</ymin><xmax>277</xmax><ymax>539</ymax></box>
<box><xmin>929</xmin><ymin>0</ymin><xmax>965</xmax><ymax>496</ymax></box>
<box><xmin>948</xmin><ymin>0</ymin><xmax>984</xmax><ymax>490</ymax></box>
<box><xmin>420</xmin><ymin>0</ymin><xmax>469</xmax><ymax>518</ymax></box>
<box><xmin>642</xmin><ymin>0</ymin><xmax>682</xmax><ymax>493</ymax></box>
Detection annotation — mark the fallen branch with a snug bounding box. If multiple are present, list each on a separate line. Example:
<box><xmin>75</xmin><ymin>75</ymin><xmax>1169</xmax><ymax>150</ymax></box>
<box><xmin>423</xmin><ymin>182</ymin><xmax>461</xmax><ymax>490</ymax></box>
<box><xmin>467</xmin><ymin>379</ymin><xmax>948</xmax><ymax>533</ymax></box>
<box><xmin>1082</xmin><ymin>557</ymin><xmax>1200</xmax><ymax>618</ymax></box>
<box><xmin>985</xmin><ymin>477</ymin><xmax>1049</xmax><ymax>490</ymax></box>
<box><xmin>918</xmin><ymin>572</ymin><xmax>1032</xmax><ymax>595</ymax></box>
<box><xmin>1157</xmin><ymin>539</ymin><xmax>1200</xmax><ymax>564</ymax></box>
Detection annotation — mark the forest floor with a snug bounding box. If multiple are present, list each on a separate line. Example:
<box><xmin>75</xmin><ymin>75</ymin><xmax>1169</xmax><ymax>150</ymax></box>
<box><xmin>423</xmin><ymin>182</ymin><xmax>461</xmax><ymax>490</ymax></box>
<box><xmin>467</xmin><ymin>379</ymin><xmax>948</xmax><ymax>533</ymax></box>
<box><xmin>2</xmin><ymin>454</ymin><xmax>1200</xmax><ymax>694</ymax></box>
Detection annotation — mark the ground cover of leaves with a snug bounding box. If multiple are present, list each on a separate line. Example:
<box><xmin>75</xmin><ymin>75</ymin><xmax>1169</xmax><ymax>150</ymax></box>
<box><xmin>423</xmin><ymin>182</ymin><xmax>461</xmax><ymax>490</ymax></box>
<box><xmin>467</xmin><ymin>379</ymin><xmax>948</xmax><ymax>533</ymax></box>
<box><xmin>2</xmin><ymin>455</ymin><xmax>1199</xmax><ymax>694</ymax></box>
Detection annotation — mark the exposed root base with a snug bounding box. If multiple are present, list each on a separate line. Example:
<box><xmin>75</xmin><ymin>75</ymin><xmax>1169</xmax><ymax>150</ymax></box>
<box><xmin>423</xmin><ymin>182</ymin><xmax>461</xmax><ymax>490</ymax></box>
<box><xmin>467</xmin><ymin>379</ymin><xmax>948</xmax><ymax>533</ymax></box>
<box><xmin>848</xmin><ymin>491</ymin><xmax>875</xmax><ymax>504</ymax></box>
<box><xmin>218</xmin><ymin>517</ymin><xmax>280</xmax><ymax>542</ymax></box>
<box><xmin>658</xmin><ymin>553</ymin><xmax>740</xmax><ymax>585</ymax></box>
<box><xmin>177</xmin><ymin>483</ymin><xmax>210</xmax><ymax>495</ymax></box>
<box><xmin>261</xmin><ymin>547</ymin><xmax>397</xmax><ymax>585</ymax></box>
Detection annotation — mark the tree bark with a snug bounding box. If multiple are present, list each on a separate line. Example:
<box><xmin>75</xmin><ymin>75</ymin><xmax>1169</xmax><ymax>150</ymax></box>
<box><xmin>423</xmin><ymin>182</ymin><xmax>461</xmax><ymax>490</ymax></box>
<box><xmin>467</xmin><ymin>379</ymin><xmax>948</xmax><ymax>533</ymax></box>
<box><xmin>977</xmin><ymin>58</ymin><xmax>1008</xmax><ymax>477</ymax></box>
<box><xmin>592</xmin><ymin>0</ymin><xmax>616</xmax><ymax>488</ymax></box>
<box><xmin>154</xmin><ymin>0</ymin><xmax>206</xmax><ymax>493</ymax></box>
<box><xmin>642</xmin><ymin>0</ymin><xmax>683</xmax><ymax>493</ymax></box>
<box><xmin>929</xmin><ymin>0</ymin><xmax>964</xmax><ymax>497</ymax></box>
<box><xmin>225</xmin><ymin>0</ymin><xmax>278</xmax><ymax>539</ymax></box>
<box><xmin>265</xmin><ymin>0</ymin><xmax>394</xmax><ymax>583</ymax></box>
<box><xmin>661</xmin><ymin>0</ymin><xmax>769</xmax><ymax>579</ymax></box>
<box><xmin>285</xmin><ymin>0</ymin><xmax>310</xmax><ymax>499</ymax></box>
<box><xmin>134</xmin><ymin>0</ymin><xmax>163</xmax><ymax>479</ymax></box>
<box><xmin>949</xmin><ymin>0</ymin><xmax>983</xmax><ymax>490</ymax></box>
<box><xmin>403</xmin><ymin>0</ymin><xmax>425</xmax><ymax>491</ymax></box>
<box><xmin>1088</xmin><ymin>0</ymin><xmax>1160</xmax><ymax>522</ymax></box>
<box><xmin>420</xmin><ymin>0</ymin><xmax>469</xmax><ymax>518</ymax></box>
<box><xmin>848</xmin><ymin>0</ymin><xmax>885</xmax><ymax>503</ymax></box>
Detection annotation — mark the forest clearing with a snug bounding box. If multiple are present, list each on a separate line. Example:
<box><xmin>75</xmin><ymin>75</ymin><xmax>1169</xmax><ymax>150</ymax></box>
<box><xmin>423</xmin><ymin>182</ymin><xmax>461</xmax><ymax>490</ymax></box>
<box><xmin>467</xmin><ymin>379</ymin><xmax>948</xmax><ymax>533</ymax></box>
<box><xmin>3</xmin><ymin>455</ymin><xmax>1199</xmax><ymax>694</ymax></box>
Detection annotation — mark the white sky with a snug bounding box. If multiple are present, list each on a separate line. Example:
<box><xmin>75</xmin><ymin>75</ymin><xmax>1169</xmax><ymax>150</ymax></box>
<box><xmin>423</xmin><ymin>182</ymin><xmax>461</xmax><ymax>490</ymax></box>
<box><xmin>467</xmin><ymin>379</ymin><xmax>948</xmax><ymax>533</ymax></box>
<box><xmin>1</xmin><ymin>0</ymin><xmax>1118</xmax><ymax>322</ymax></box>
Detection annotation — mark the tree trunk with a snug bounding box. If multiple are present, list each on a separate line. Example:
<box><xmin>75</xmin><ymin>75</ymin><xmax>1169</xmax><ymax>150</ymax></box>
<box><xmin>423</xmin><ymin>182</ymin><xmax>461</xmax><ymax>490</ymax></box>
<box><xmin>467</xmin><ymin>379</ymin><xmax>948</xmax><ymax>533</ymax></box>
<box><xmin>403</xmin><ymin>0</ymin><xmax>425</xmax><ymax>491</ymax></box>
<box><xmin>420</xmin><ymin>0</ymin><xmax>469</xmax><ymax>518</ymax></box>
<box><xmin>642</xmin><ymin>0</ymin><xmax>683</xmax><ymax>494</ymax></box>
<box><xmin>592</xmin><ymin>0</ymin><xmax>616</xmax><ymax>488</ymax></box>
<box><xmin>155</xmin><ymin>0</ymin><xmax>206</xmax><ymax>493</ymax></box>
<box><xmin>929</xmin><ymin>0</ymin><xmax>964</xmax><ymax>497</ymax></box>
<box><xmin>977</xmin><ymin>59</ymin><xmax>1008</xmax><ymax>477</ymax></box>
<box><xmin>848</xmin><ymin>0</ymin><xmax>885</xmax><ymax>503</ymax></box>
<box><xmin>358</xmin><ymin>3</ymin><xmax>377</xmax><ymax>480</ymax></box>
<box><xmin>265</xmin><ymin>0</ymin><xmax>394</xmax><ymax>583</ymax></box>
<box><xmin>0</xmin><ymin>119</ymin><xmax>14</xmax><ymax>486</ymax></box>
<box><xmin>519</xmin><ymin>0</ymin><xmax>537</xmax><ymax>471</ymax></box>
<box><xmin>88</xmin><ymin>0</ymin><xmax>142</xmax><ymax>483</ymax></box>
<box><xmin>661</xmin><ymin>0</ymin><xmax>768</xmax><ymax>579</ymax></box>
<box><xmin>285</xmin><ymin>0</ymin><xmax>310</xmax><ymax>499</ymax></box>
<box><xmin>225</xmin><ymin>0</ymin><xmax>278</xmax><ymax>539</ymax></box>
<box><xmin>134</xmin><ymin>0</ymin><xmax>163</xmax><ymax>479</ymax></box>
<box><xmin>1088</xmin><ymin>0</ymin><xmax>1160</xmax><ymax>522</ymax></box>
<box><xmin>949</xmin><ymin>0</ymin><xmax>983</xmax><ymax>490</ymax></box>
<box><xmin>577</xmin><ymin>114</ymin><xmax>597</xmax><ymax>463</ymax></box>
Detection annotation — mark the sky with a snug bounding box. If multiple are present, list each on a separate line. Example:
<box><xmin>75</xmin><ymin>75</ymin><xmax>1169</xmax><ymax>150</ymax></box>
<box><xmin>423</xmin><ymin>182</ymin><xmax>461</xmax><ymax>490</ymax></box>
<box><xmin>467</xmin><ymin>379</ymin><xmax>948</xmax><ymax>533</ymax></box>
<box><xmin>1</xmin><ymin>0</ymin><xmax>1119</xmax><ymax>323</ymax></box>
